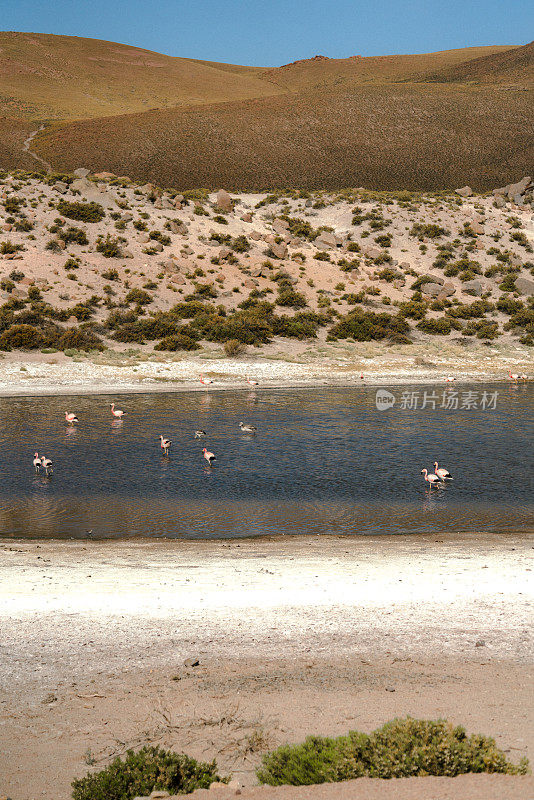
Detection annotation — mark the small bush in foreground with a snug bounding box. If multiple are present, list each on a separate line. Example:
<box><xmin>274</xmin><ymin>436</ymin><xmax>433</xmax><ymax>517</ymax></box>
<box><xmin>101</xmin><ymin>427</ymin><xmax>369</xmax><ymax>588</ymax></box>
<box><xmin>72</xmin><ymin>745</ymin><xmax>223</xmax><ymax>800</ymax></box>
<box><xmin>224</xmin><ymin>338</ymin><xmax>246</xmax><ymax>356</ymax></box>
<box><xmin>257</xmin><ymin>718</ymin><xmax>529</xmax><ymax>786</ymax></box>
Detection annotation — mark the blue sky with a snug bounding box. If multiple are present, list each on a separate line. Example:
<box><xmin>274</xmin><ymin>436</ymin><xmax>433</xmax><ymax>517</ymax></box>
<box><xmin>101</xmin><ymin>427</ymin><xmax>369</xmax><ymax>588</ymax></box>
<box><xmin>1</xmin><ymin>0</ymin><xmax>532</xmax><ymax>66</ymax></box>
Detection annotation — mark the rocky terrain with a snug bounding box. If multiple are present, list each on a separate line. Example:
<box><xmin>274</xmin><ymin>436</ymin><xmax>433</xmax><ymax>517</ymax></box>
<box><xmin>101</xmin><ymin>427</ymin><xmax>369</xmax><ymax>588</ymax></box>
<box><xmin>0</xmin><ymin>170</ymin><xmax>532</xmax><ymax>371</ymax></box>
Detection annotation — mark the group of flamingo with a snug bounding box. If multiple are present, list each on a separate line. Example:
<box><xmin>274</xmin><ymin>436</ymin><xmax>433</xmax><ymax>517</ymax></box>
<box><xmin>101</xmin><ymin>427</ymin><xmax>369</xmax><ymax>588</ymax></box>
<box><xmin>32</xmin><ymin>377</ymin><xmax>261</xmax><ymax>475</ymax></box>
<box><xmin>421</xmin><ymin>461</ymin><xmax>453</xmax><ymax>489</ymax></box>
<box><xmin>509</xmin><ymin>372</ymin><xmax>529</xmax><ymax>382</ymax></box>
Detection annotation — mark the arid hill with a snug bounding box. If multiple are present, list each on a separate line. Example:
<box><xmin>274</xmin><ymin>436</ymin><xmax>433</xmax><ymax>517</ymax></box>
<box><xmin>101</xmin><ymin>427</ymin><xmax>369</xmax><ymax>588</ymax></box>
<box><xmin>427</xmin><ymin>40</ymin><xmax>534</xmax><ymax>84</ymax></box>
<box><xmin>0</xmin><ymin>33</ymin><xmax>532</xmax><ymax>190</ymax></box>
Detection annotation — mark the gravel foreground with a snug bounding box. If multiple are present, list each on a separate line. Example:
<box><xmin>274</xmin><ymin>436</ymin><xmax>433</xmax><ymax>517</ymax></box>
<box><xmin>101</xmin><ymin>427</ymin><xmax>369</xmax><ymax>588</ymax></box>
<box><xmin>1</xmin><ymin>533</ymin><xmax>533</xmax><ymax>799</ymax></box>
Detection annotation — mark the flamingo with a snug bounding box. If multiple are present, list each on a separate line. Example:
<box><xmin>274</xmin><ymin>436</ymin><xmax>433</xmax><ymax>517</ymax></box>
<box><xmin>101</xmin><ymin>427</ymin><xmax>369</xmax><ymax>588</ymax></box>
<box><xmin>41</xmin><ymin>456</ymin><xmax>53</xmax><ymax>475</ymax></box>
<box><xmin>33</xmin><ymin>452</ymin><xmax>41</xmax><ymax>472</ymax></box>
<box><xmin>200</xmin><ymin>374</ymin><xmax>212</xmax><ymax>386</ymax></box>
<box><xmin>239</xmin><ymin>421</ymin><xmax>257</xmax><ymax>434</ymax></box>
<box><xmin>194</xmin><ymin>430</ymin><xmax>206</xmax><ymax>438</ymax></box>
<box><xmin>202</xmin><ymin>448</ymin><xmax>216</xmax><ymax>465</ymax></box>
<box><xmin>246</xmin><ymin>377</ymin><xmax>258</xmax><ymax>386</ymax></box>
<box><xmin>65</xmin><ymin>411</ymin><xmax>78</xmax><ymax>424</ymax></box>
<box><xmin>509</xmin><ymin>372</ymin><xmax>520</xmax><ymax>382</ymax></box>
<box><xmin>159</xmin><ymin>435</ymin><xmax>171</xmax><ymax>456</ymax></box>
<box><xmin>444</xmin><ymin>376</ymin><xmax>455</xmax><ymax>383</ymax></box>
<box><xmin>421</xmin><ymin>468</ymin><xmax>440</xmax><ymax>488</ymax></box>
<box><xmin>110</xmin><ymin>403</ymin><xmax>125</xmax><ymax>418</ymax></box>
<box><xmin>434</xmin><ymin>461</ymin><xmax>453</xmax><ymax>480</ymax></box>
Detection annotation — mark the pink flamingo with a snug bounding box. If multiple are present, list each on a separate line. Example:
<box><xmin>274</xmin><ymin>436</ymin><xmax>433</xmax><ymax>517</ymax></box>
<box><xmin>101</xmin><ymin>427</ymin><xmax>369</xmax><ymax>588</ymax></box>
<box><xmin>33</xmin><ymin>452</ymin><xmax>41</xmax><ymax>472</ymax></box>
<box><xmin>200</xmin><ymin>374</ymin><xmax>213</xmax><ymax>386</ymax></box>
<box><xmin>40</xmin><ymin>456</ymin><xmax>53</xmax><ymax>475</ymax></box>
<box><xmin>65</xmin><ymin>411</ymin><xmax>78</xmax><ymax>424</ymax></box>
<box><xmin>434</xmin><ymin>461</ymin><xmax>453</xmax><ymax>480</ymax></box>
<box><xmin>421</xmin><ymin>468</ymin><xmax>440</xmax><ymax>488</ymax></box>
<box><xmin>203</xmin><ymin>448</ymin><xmax>216</xmax><ymax>465</ymax></box>
<box><xmin>246</xmin><ymin>377</ymin><xmax>258</xmax><ymax>386</ymax></box>
<box><xmin>509</xmin><ymin>372</ymin><xmax>520</xmax><ymax>382</ymax></box>
<box><xmin>110</xmin><ymin>403</ymin><xmax>125</xmax><ymax>418</ymax></box>
<box><xmin>444</xmin><ymin>376</ymin><xmax>455</xmax><ymax>383</ymax></box>
<box><xmin>159</xmin><ymin>435</ymin><xmax>171</xmax><ymax>456</ymax></box>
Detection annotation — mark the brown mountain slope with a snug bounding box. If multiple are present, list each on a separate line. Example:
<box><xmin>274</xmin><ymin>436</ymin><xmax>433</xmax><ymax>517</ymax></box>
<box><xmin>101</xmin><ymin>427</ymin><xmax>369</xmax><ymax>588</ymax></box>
<box><xmin>0</xmin><ymin>117</ymin><xmax>39</xmax><ymax>171</ymax></box>
<box><xmin>0</xmin><ymin>31</ymin><xmax>281</xmax><ymax>120</ymax></box>
<box><xmin>262</xmin><ymin>46</ymin><xmax>515</xmax><ymax>91</ymax></box>
<box><xmin>35</xmin><ymin>84</ymin><xmax>534</xmax><ymax>191</ymax></box>
<box><xmin>427</xmin><ymin>40</ymin><xmax>534</xmax><ymax>84</ymax></box>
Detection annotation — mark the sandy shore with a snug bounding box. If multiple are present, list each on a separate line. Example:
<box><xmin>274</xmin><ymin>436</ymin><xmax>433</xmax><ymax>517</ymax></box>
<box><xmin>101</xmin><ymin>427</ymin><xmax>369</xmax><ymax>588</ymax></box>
<box><xmin>0</xmin><ymin>340</ymin><xmax>532</xmax><ymax>396</ymax></box>
<box><xmin>1</xmin><ymin>534</ymin><xmax>533</xmax><ymax>799</ymax></box>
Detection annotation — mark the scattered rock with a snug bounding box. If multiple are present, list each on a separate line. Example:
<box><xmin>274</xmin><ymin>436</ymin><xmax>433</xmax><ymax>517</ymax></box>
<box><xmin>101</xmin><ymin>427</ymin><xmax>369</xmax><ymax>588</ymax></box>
<box><xmin>184</xmin><ymin>657</ymin><xmax>200</xmax><ymax>667</ymax></box>
<box><xmin>270</xmin><ymin>242</ymin><xmax>288</xmax><ymax>259</ymax></box>
<box><xmin>421</xmin><ymin>283</ymin><xmax>443</xmax><ymax>297</ymax></box>
<box><xmin>462</xmin><ymin>279</ymin><xmax>484</xmax><ymax>296</ymax></box>
<box><xmin>216</xmin><ymin>189</ymin><xmax>233</xmax><ymax>213</ymax></box>
<box><xmin>73</xmin><ymin>168</ymin><xmax>90</xmax><ymax>178</ymax></box>
<box><xmin>455</xmin><ymin>186</ymin><xmax>473</xmax><ymax>197</ymax></box>
<box><xmin>515</xmin><ymin>276</ymin><xmax>534</xmax><ymax>295</ymax></box>
<box><xmin>41</xmin><ymin>693</ymin><xmax>57</xmax><ymax>704</ymax></box>
<box><xmin>475</xmin><ymin>640</ymin><xmax>486</xmax><ymax>648</ymax></box>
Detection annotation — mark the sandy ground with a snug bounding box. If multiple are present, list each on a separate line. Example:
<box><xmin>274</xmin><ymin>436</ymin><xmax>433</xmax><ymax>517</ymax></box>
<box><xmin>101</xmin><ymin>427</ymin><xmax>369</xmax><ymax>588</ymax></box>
<box><xmin>0</xmin><ymin>534</ymin><xmax>533</xmax><ymax>799</ymax></box>
<box><xmin>0</xmin><ymin>339</ymin><xmax>532</xmax><ymax>396</ymax></box>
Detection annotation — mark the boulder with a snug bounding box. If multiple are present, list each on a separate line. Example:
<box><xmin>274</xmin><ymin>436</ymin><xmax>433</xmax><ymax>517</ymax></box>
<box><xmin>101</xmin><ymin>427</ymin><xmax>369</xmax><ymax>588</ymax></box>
<box><xmin>515</xmin><ymin>276</ymin><xmax>534</xmax><ymax>296</ymax></box>
<box><xmin>70</xmin><ymin>177</ymin><xmax>117</xmax><ymax>208</ymax></box>
<box><xmin>470</xmin><ymin>221</ymin><xmax>484</xmax><ymax>235</ymax></box>
<box><xmin>169</xmin><ymin>273</ymin><xmax>185</xmax><ymax>285</ymax></box>
<box><xmin>216</xmin><ymin>189</ymin><xmax>233</xmax><ymax>212</ymax></box>
<box><xmin>218</xmin><ymin>246</ymin><xmax>232</xmax><ymax>260</ymax></box>
<box><xmin>270</xmin><ymin>242</ymin><xmax>288</xmax><ymax>259</ymax></box>
<box><xmin>363</xmin><ymin>246</ymin><xmax>382</xmax><ymax>259</ymax></box>
<box><xmin>455</xmin><ymin>186</ymin><xmax>473</xmax><ymax>197</ymax></box>
<box><xmin>422</xmin><ymin>273</ymin><xmax>444</xmax><ymax>285</ymax></box>
<box><xmin>315</xmin><ymin>232</ymin><xmax>337</xmax><ymax>249</ymax></box>
<box><xmin>462</xmin><ymin>279</ymin><xmax>484</xmax><ymax>296</ymax></box>
<box><xmin>249</xmin><ymin>230</ymin><xmax>262</xmax><ymax>240</ymax></box>
<box><xmin>507</xmin><ymin>176</ymin><xmax>532</xmax><ymax>199</ymax></box>
<box><xmin>241</xmin><ymin>213</ymin><xmax>253</xmax><ymax>223</ymax></box>
<box><xmin>441</xmin><ymin>282</ymin><xmax>456</xmax><ymax>297</ymax></box>
<box><xmin>73</xmin><ymin>168</ymin><xmax>90</xmax><ymax>178</ymax></box>
<box><xmin>93</xmin><ymin>171</ymin><xmax>116</xmax><ymax>180</ymax></box>
<box><xmin>421</xmin><ymin>282</ymin><xmax>444</xmax><ymax>298</ymax></box>
<box><xmin>53</xmin><ymin>182</ymin><xmax>68</xmax><ymax>193</ymax></box>
<box><xmin>272</xmin><ymin>218</ymin><xmax>290</xmax><ymax>234</ymax></box>
<box><xmin>168</xmin><ymin>220</ymin><xmax>188</xmax><ymax>235</ymax></box>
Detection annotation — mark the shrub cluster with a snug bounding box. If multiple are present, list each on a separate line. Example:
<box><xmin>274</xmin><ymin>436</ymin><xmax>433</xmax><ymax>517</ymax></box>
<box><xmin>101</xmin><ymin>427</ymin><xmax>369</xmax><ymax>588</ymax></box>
<box><xmin>328</xmin><ymin>309</ymin><xmax>410</xmax><ymax>343</ymax></box>
<box><xmin>72</xmin><ymin>746</ymin><xmax>223</xmax><ymax>800</ymax></box>
<box><xmin>257</xmin><ymin>718</ymin><xmax>528</xmax><ymax>786</ymax></box>
<box><xmin>56</xmin><ymin>200</ymin><xmax>105</xmax><ymax>223</ymax></box>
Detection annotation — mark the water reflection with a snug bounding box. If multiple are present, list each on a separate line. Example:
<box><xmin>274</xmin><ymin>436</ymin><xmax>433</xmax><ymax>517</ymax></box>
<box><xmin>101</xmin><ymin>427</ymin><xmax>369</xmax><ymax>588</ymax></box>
<box><xmin>0</xmin><ymin>384</ymin><xmax>532</xmax><ymax>539</ymax></box>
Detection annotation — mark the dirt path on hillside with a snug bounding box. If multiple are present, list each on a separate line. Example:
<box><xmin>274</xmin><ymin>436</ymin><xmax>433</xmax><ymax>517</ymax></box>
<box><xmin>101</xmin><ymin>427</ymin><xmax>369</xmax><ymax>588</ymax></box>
<box><xmin>22</xmin><ymin>124</ymin><xmax>52</xmax><ymax>173</ymax></box>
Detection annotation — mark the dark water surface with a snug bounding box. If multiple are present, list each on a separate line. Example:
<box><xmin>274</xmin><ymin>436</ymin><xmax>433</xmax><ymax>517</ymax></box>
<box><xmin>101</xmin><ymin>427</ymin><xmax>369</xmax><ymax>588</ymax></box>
<box><xmin>0</xmin><ymin>384</ymin><xmax>532</xmax><ymax>539</ymax></box>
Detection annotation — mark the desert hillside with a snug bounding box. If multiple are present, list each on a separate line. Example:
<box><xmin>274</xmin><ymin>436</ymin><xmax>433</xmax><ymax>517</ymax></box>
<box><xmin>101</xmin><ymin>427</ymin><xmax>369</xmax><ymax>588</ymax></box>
<box><xmin>0</xmin><ymin>33</ymin><xmax>532</xmax><ymax>190</ymax></box>
<box><xmin>0</xmin><ymin>170</ymin><xmax>532</xmax><ymax>359</ymax></box>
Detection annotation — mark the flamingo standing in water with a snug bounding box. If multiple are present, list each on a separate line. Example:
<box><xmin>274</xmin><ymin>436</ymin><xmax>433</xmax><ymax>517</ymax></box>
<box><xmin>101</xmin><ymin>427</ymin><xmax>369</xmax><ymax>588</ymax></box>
<box><xmin>65</xmin><ymin>411</ymin><xmax>78</xmax><ymax>424</ymax></box>
<box><xmin>434</xmin><ymin>461</ymin><xmax>453</xmax><ymax>480</ymax></box>
<box><xmin>41</xmin><ymin>456</ymin><xmax>53</xmax><ymax>475</ymax></box>
<box><xmin>203</xmin><ymin>448</ymin><xmax>216</xmax><ymax>465</ymax></box>
<box><xmin>200</xmin><ymin>374</ymin><xmax>212</xmax><ymax>387</ymax></box>
<box><xmin>421</xmin><ymin>468</ymin><xmax>440</xmax><ymax>488</ymax></box>
<box><xmin>110</xmin><ymin>403</ymin><xmax>125</xmax><ymax>418</ymax></box>
<box><xmin>444</xmin><ymin>376</ymin><xmax>456</xmax><ymax>383</ymax></box>
<box><xmin>509</xmin><ymin>372</ymin><xmax>520</xmax><ymax>382</ymax></box>
<box><xmin>159</xmin><ymin>436</ymin><xmax>171</xmax><ymax>456</ymax></box>
<box><xmin>246</xmin><ymin>377</ymin><xmax>258</xmax><ymax>387</ymax></box>
<box><xmin>33</xmin><ymin>452</ymin><xmax>41</xmax><ymax>472</ymax></box>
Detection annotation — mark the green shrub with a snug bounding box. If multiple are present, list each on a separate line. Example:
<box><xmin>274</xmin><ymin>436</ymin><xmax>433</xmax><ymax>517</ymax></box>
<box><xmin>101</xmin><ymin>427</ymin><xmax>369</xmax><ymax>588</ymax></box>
<box><xmin>61</xmin><ymin>226</ymin><xmax>89</xmax><ymax>246</ymax></box>
<box><xmin>58</xmin><ymin>328</ymin><xmax>104</xmax><ymax>351</ymax></box>
<box><xmin>277</xmin><ymin>288</ymin><xmax>308</xmax><ymax>308</ymax></box>
<box><xmin>447</xmin><ymin>300</ymin><xmax>491</xmax><ymax>319</ymax></box>
<box><xmin>328</xmin><ymin>309</ymin><xmax>410</xmax><ymax>343</ymax></box>
<box><xmin>410</xmin><ymin>223</ymin><xmax>448</xmax><ymax>240</ymax></box>
<box><xmin>257</xmin><ymin>718</ymin><xmax>528</xmax><ymax>786</ymax></box>
<box><xmin>223</xmin><ymin>338</ymin><xmax>246</xmax><ymax>356</ymax></box>
<box><xmin>417</xmin><ymin>317</ymin><xmax>461</xmax><ymax>335</ymax></box>
<box><xmin>96</xmin><ymin>235</ymin><xmax>122</xmax><ymax>258</ymax></box>
<box><xmin>57</xmin><ymin>199</ymin><xmax>105</xmax><ymax>223</ymax></box>
<box><xmin>72</xmin><ymin>745</ymin><xmax>223</xmax><ymax>800</ymax></box>
<box><xmin>154</xmin><ymin>333</ymin><xmax>200</xmax><ymax>351</ymax></box>
<box><xmin>0</xmin><ymin>240</ymin><xmax>24</xmax><ymax>255</ymax></box>
<box><xmin>0</xmin><ymin>324</ymin><xmax>45</xmax><ymax>350</ymax></box>
<box><xmin>125</xmin><ymin>288</ymin><xmax>152</xmax><ymax>306</ymax></box>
